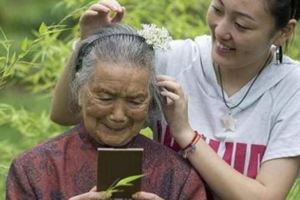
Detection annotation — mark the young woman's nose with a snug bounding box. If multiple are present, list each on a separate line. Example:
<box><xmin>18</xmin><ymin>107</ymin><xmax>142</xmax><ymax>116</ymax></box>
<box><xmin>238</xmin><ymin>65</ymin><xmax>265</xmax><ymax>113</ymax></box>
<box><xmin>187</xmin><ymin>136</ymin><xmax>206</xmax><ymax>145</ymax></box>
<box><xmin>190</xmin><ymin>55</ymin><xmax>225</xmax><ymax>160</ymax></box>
<box><xmin>214</xmin><ymin>18</ymin><xmax>232</xmax><ymax>41</ymax></box>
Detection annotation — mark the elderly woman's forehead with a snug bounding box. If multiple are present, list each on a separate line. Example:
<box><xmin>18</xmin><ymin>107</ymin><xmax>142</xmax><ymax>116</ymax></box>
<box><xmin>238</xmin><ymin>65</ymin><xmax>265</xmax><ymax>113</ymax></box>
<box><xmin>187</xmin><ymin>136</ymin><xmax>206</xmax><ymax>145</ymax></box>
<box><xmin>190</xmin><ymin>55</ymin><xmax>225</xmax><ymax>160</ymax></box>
<box><xmin>93</xmin><ymin>62</ymin><xmax>150</xmax><ymax>74</ymax></box>
<box><xmin>86</xmin><ymin>64</ymin><xmax>151</xmax><ymax>85</ymax></box>
<box><xmin>93</xmin><ymin>61</ymin><xmax>150</xmax><ymax>69</ymax></box>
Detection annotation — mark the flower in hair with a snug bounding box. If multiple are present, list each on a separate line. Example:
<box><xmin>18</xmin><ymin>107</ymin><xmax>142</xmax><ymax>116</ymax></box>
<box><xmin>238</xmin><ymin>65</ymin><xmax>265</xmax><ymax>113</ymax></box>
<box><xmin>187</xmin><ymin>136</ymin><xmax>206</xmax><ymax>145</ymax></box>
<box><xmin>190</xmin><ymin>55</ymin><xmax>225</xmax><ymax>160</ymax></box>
<box><xmin>137</xmin><ymin>24</ymin><xmax>172</xmax><ymax>51</ymax></box>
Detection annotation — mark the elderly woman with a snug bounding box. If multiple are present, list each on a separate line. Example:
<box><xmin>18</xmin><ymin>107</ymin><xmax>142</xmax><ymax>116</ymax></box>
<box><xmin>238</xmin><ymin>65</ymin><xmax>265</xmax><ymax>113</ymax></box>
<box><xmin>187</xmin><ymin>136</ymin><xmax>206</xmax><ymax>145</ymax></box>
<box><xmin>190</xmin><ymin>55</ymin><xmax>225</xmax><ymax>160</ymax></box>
<box><xmin>6</xmin><ymin>24</ymin><xmax>206</xmax><ymax>200</ymax></box>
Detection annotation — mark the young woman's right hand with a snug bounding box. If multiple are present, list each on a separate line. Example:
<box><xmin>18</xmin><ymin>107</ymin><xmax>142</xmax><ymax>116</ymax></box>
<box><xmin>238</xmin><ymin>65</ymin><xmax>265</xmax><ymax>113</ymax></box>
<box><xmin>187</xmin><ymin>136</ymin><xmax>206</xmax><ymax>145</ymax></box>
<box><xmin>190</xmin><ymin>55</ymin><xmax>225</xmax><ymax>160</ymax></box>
<box><xmin>80</xmin><ymin>0</ymin><xmax>125</xmax><ymax>39</ymax></box>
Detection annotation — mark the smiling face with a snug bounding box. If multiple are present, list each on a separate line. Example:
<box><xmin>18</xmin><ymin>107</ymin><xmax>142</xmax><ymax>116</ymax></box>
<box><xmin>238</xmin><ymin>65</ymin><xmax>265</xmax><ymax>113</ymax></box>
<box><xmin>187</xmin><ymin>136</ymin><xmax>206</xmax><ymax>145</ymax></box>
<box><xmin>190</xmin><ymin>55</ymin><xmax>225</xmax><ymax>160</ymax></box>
<box><xmin>206</xmin><ymin>0</ymin><xmax>281</xmax><ymax>70</ymax></box>
<box><xmin>79</xmin><ymin>63</ymin><xmax>151</xmax><ymax>146</ymax></box>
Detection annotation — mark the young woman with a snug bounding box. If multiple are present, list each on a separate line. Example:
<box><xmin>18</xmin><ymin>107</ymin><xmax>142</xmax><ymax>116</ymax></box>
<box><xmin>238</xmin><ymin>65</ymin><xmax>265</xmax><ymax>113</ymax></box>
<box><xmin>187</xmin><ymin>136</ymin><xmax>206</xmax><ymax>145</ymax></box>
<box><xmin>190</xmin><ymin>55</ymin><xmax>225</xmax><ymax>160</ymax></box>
<box><xmin>51</xmin><ymin>0</ymin><xmax>300</xmax><ymax>199</ymax></box>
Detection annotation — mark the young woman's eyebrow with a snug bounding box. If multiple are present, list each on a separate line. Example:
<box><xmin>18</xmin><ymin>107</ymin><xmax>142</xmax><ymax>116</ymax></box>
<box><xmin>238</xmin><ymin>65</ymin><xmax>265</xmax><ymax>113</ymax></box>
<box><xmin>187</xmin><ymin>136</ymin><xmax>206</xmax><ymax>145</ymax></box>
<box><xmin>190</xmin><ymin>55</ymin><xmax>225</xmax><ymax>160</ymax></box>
<box><xmin>234</xmin><ymin>11</ymin><xmax>256</xmax><ymax>22</ymax></box>
<box><xmin>217</xmin><ymin>0</ymin><xmax>255</xmax><ymax>22</ymax></box>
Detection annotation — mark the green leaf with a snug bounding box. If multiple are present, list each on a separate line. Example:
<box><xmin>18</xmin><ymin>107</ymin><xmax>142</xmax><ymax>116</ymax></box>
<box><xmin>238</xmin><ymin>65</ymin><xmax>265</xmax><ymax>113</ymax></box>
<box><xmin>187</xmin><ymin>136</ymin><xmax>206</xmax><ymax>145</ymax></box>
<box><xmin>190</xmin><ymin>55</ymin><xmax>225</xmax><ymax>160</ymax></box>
<box><xmin>106</xmin><ymin>174</ymin><xmax>145</xmax><ymax>193</ymax></box>
<box><xmin>140</xmin><ymin>127</ymin><xmax>153</xmax><ymax>139</ymax></box>
<box><xmin>39</xmin><ymin>23</ymin><xmax>48</xmax><ymax>34</ymax></box>
<box><xmin>21</xmin><ymin>38</ymin><xmax>29</xmax><ymax>51</ymax></box>
<box><xmin>9</xmin><ymin>52</ymin><xmax>16</xmax><ymax>67</ymax></box>
<box><xmin>114</xmin><ymin>174</ymin><xmax>145</xmax><ymax>188</ymax></box>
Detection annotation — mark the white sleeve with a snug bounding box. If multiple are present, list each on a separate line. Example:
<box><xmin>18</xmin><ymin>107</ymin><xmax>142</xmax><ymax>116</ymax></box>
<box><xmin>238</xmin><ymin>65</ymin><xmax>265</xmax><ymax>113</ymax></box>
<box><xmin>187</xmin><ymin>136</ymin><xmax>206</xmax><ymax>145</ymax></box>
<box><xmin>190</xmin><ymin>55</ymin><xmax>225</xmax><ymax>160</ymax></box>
<box><xmin>263</xmin><ymin>81</ymin><xmax>300</xmax><ymax>162</ymax></box>
<box><xmin>154</xmin><ymin>38</ymin><xmax>199</xmax><ymax>77</ymax></box>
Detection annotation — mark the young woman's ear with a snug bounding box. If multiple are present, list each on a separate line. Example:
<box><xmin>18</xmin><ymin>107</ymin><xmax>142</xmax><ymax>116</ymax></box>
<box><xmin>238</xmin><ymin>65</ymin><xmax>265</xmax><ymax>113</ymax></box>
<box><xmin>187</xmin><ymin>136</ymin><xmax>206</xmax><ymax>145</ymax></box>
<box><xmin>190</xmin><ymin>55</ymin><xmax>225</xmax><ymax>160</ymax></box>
<box><xmin>273</xmin><ymin>19</ymin><xmax>297</xmax><ymax>46</ymax></box>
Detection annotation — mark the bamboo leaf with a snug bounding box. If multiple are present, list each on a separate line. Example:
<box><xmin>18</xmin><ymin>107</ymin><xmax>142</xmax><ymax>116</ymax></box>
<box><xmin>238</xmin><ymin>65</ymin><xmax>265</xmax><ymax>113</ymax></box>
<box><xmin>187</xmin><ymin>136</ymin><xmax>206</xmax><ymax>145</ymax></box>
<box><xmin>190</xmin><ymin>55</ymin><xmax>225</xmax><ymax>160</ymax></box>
<box><xmin>106</xmin><ymin>174</ymin><xmax>144</xmax><ymax>194</ymax></box>
<box><xmin>39</xmin><ymin>23</ymin><xmax>48</xmax><ymax>34</ymax></box>
<box><xmin>21</xmin><ymin>38</ymin><xmax>29</xmax><ymax>51</ymax></box>
<box><xmin>114</xmin><ymin>174</ymin><xmax>145</xmax><ymax>188</ymax></box>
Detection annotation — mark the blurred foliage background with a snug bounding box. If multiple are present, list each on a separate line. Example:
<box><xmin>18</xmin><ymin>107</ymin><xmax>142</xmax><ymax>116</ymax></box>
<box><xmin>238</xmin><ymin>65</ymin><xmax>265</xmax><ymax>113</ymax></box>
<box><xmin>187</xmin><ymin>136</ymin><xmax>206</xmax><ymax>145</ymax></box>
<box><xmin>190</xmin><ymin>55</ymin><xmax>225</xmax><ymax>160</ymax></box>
<box><xmin>0</xmin><ymin>0</ymin><xmax>299</xmax><ymax>199</ymax></box>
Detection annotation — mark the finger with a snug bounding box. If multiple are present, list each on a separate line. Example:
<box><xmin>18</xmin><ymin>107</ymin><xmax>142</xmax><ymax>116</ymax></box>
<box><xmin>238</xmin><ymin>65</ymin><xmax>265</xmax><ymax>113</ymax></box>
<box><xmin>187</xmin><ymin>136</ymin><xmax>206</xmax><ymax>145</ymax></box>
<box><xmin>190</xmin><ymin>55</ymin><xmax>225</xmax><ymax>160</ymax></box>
<box><xmin>79</xmin><ymin>6</ymin><xmax>110</xmax><ymax>26</ymax></box>
<box><xmin>80</xmin><ymin>9</ymin><xmax>101</xmax><ymax>24</ymax></box>
<box><xmin>156</xmin><ymin>75</ymin><xmax>181</xmax><ymax>94</ymax></box>
<box><xmin>156</xmin><ymin>74</ymin><xmax>176</xmax><ymax>82</ymax></box>
<box><xmin>157</xmin><ymin>80</ymin><xmax>183</xmax><ymax>95</ymax></box>
<box><xmin>81</xmin><ymin>10</ymin><xmax>100</xmax><ymax>20</ymax></box>
<box><xmin>69</xmin><ymin>191</ymin><xmax>111</xmax><ymax>200</ymax></box>
<box><xmin>89</xmin><ymin>186</ymin><xmax>97</xmax><ymax>192</ymax></box>
<box><xmin>100</xmin><ymin>0</ymin><xmax>123</xmax><ymax>12</ymax></box>
<box><xmin>160</xmin><ymin>90</ymin><xmax>180</xmax><ymax>105</ymax></box>
<box><xmin>89</xmin><ymin>4</ymin><xmax>111</xmax><ymax>13</ymax></box>
<box><xmin>132</xmin><ymin>191</ymin><xmax>163</xmax><ymax>200</ymax></box>
<box><xmin>111</xmin><ymin>6</ymin><xmax>125</xmax><ymax>23</ymax></box>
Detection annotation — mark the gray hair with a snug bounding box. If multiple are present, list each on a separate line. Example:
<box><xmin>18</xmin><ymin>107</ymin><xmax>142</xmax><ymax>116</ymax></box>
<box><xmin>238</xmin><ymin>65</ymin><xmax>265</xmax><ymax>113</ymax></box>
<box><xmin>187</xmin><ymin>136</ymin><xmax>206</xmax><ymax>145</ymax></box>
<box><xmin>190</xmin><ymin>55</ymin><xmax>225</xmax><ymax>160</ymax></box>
<box><xmin>70</xmin><ymin>24</ymin><xmax>162</xmax><ymax>120</ymax></box>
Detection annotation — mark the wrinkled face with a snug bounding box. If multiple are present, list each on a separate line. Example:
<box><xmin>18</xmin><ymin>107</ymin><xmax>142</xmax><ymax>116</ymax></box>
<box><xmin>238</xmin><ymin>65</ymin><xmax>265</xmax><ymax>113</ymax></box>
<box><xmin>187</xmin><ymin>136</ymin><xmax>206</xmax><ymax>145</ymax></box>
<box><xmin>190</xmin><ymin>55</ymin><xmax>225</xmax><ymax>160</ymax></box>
<box><xmin>79</xmin><ymin>63</ymin><xmax>151</xmax><ymax>146</ymax></box>
<box><xmin>206</xmin><ymin>0</ymin><xmax>280</xmax><ymax>69</ymax></box>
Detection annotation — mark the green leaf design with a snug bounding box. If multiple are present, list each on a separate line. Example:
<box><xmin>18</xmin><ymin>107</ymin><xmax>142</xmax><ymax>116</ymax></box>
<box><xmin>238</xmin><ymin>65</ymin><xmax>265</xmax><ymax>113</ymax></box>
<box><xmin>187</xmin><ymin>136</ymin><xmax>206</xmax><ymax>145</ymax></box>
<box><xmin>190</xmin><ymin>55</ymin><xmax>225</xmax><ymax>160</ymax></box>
<box><xmin>115</xmin><ymin>174</ymin><xmax>144</xmax><ymax>187</ymax></box>
<box><xmin>106</xmin><ymin>174</ymin><xmax>145</xmax><ymax>193</ymax></box>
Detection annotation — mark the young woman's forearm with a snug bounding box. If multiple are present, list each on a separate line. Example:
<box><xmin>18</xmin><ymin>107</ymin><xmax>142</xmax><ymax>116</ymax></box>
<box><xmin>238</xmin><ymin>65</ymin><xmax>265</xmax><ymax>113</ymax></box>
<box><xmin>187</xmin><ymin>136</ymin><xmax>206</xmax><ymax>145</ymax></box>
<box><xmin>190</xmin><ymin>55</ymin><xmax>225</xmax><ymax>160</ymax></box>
<box><xmin>175</xmin><ymin>130</ymin><xmax>299</xmax><ymax>200</ymax></box>
<box><xmin>50</xmin><ymin>54</ymin><xmax>80</xmax><ymax>125</ymax></box>
<box><xmin>50</xmin><ymin>1</ymin><xmax>125</xmax><ymax>126</ymax></box>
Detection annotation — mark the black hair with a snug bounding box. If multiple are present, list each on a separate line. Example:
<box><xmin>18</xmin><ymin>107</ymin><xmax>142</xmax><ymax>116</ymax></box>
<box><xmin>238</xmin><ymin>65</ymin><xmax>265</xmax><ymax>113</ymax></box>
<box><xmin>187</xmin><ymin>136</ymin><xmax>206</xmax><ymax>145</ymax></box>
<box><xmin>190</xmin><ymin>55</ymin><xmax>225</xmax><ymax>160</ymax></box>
<box><xmin>268</xmin><ymin>0</ymin><xmax>300</xmax><ymax>30</ymax></box>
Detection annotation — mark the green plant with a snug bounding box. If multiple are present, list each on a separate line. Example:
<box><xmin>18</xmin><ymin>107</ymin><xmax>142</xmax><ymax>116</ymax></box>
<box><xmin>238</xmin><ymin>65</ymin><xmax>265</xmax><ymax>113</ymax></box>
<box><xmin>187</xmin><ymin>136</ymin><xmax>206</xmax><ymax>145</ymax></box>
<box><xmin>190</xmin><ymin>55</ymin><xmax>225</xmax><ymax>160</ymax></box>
<box><xmin>0</xmin><ymin>28</ymin><xmax>15</xmax><ymax>87</ymax></box>
<box><xmin>106</xmin><ymin>174</ymin><xmax>145</xmax><ymax>194</ymax></box>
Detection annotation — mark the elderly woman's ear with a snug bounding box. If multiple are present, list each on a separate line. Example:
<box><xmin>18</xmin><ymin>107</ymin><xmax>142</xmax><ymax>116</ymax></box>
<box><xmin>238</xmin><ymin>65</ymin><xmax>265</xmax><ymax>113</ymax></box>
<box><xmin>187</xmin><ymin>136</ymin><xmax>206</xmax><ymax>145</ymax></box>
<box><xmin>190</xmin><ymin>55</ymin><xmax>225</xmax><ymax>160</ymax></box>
<box><xmin>78</xmin><ymin>90</ymin><xmax>84</xmax><ymax>107</ymax></box>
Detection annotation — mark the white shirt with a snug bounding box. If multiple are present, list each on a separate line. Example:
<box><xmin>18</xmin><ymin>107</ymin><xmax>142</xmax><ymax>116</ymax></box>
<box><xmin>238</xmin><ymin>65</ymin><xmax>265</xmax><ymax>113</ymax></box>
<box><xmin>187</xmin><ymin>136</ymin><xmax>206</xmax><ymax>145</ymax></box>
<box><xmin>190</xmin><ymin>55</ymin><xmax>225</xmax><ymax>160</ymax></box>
<box><xmin>153</xmin><ymin>35</ymin><xmax>300</xmax><ymax>178</ymax></box>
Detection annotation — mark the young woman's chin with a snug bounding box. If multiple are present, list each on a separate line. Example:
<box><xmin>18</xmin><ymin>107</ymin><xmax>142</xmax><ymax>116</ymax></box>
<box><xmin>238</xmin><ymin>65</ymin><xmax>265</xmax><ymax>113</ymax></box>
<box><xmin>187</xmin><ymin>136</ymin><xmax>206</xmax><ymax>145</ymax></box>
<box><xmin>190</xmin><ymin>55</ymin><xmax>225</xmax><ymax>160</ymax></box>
<box><xmin>212</xmin><ymin>52</ymin><xmax>229</xmax><ymax>67</ymax></box>
<box><xmin>212</xmin><ymin>47</ymin><xmax>240</xmax><ymax>69</ymax></box>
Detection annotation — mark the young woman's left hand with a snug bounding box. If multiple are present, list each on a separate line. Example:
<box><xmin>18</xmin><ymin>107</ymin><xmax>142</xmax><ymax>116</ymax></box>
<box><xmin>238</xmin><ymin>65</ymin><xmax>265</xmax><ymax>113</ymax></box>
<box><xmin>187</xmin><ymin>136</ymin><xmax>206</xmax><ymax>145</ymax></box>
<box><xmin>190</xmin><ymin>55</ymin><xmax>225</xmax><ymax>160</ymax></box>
<box><xmin>156</xmin><ymin>75</ymin><xmax>193</xmax><ymax>139</ymax></box>
<box><xmin>132</xmin><ymin>191</ymin><xmax>164</xmax><ymax>200</ymax></box>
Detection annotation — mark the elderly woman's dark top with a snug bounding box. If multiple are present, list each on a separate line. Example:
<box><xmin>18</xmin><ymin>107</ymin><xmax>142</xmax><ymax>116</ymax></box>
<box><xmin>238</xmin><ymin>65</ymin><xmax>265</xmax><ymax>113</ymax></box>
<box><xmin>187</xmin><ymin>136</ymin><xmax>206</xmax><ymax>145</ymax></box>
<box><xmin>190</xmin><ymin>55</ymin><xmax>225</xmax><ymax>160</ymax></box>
<box><xmin>6</xmin><ymin>124</ymin><xmax>207</xmax><ymax>200</ymax></box>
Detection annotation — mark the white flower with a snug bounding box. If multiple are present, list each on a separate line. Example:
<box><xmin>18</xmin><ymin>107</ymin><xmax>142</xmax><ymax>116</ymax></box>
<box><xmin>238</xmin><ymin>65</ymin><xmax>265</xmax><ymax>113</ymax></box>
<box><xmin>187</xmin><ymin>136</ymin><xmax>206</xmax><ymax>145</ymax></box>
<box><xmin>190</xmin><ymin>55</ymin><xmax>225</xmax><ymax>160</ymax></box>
<box><xmin>137</xmin><ymin>24</ymin><xmax>172</xmax><ymax>51</ymax></box>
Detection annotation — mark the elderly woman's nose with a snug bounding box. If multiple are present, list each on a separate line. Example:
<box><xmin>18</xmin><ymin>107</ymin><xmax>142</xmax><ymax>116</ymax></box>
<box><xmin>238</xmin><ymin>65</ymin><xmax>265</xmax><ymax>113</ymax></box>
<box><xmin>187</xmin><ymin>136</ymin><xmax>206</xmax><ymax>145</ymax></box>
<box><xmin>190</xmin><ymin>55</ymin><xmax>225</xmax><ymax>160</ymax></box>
<box><xmin>109</xmin><ymin>101</ymin><xmax>127</xmax><ymax>122</ymax></box>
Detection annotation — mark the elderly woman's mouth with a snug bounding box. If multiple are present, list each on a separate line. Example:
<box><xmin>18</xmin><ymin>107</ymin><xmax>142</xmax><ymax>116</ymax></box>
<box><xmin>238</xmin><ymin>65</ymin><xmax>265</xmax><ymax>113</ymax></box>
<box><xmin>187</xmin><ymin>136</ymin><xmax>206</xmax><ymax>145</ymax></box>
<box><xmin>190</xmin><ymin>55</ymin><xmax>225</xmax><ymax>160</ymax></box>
<box><xmin>102</xmin><ymin>123</ymin><xmax>128</xmax><ymax>132</ymax></box>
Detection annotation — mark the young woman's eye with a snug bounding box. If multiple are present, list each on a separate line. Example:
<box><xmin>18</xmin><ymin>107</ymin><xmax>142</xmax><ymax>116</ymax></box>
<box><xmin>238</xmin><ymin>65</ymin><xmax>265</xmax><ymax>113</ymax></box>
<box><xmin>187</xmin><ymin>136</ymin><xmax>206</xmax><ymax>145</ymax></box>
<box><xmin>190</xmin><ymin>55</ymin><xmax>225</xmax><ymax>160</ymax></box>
<box><xmin>211</xmin><ymin>5</ymin><xmax>222</xmax><ymax>14</ymax></box>
<box><xmin>235</xmin><ymin>23</ymin><xmax>250</xmax><ymax>31</ymax></box>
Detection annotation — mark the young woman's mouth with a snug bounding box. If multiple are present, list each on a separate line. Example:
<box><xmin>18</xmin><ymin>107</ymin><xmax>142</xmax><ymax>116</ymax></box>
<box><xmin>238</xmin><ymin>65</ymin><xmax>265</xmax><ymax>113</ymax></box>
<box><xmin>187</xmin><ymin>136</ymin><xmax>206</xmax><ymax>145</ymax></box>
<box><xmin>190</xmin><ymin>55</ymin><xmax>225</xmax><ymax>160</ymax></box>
<box><xmin>216</xmin><ymin>42</ymin><xmax>236</xmax><ymax>55</ymax></box>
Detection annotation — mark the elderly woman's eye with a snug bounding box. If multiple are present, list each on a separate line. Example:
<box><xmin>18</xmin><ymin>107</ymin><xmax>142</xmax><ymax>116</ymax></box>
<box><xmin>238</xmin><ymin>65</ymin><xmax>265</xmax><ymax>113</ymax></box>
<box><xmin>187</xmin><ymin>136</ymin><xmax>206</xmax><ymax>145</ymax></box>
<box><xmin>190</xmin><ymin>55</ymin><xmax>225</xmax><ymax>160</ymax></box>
<box><xmin>98</xmin><ymin>96</ymin><xmax>113</xmax><ymax>101</ymax></box>
<box><xmin>130</xmin><ymin>101</ymin><xmax>142</xmax><ymax>105</ymax></box>
<box><xmin>128</xmin><ymin>98</ymin><xmax>144</xmax><ymax>106</ymax></box>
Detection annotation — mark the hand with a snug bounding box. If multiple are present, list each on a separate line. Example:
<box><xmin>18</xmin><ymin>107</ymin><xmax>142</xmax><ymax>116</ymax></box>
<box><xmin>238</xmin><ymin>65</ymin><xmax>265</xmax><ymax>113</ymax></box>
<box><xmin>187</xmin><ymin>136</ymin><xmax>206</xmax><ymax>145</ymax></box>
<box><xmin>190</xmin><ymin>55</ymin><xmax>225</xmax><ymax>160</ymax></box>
<box><xmin>156</xmin><ymin>75</ymin><xmax>193</xmax><ymax>139</ymax></box>
<box><xmin>69</xmin><ymin>186</ymin><xmax>112</xmax><ymax>200</ymax></box>
<box><xmin>80</xmin><ymin>0</ymin><xmax>125</xmax><ymax>39</ymax></box>
<box><xmin>132</xmin><ymin>191</ymin><xmax>164</xmax><ymax>200</ymax></box>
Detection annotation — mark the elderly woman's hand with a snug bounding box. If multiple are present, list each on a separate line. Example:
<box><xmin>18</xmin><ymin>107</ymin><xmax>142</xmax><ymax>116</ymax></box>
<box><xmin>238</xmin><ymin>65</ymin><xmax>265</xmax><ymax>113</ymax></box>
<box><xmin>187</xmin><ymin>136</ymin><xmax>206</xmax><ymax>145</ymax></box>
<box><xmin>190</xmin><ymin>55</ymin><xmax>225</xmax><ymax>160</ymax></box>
<box><xmin>156</xmin><ymin>75</ymin><xmax>193</xmax><ymax>139</ymax></box>
<box><xmin>132</xmin><ymin>191</ymin><xmax>164</xmax><ymax>200</ymax></box>
<box><xmin>80</xmin><ymin>0</ymin><xmax>125</xmax><ymax>40</ymax></box>
<box><xmin>69</xmin><ymin>186</ymin><xmax>112</xmax><ymax>200</ymax></box>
